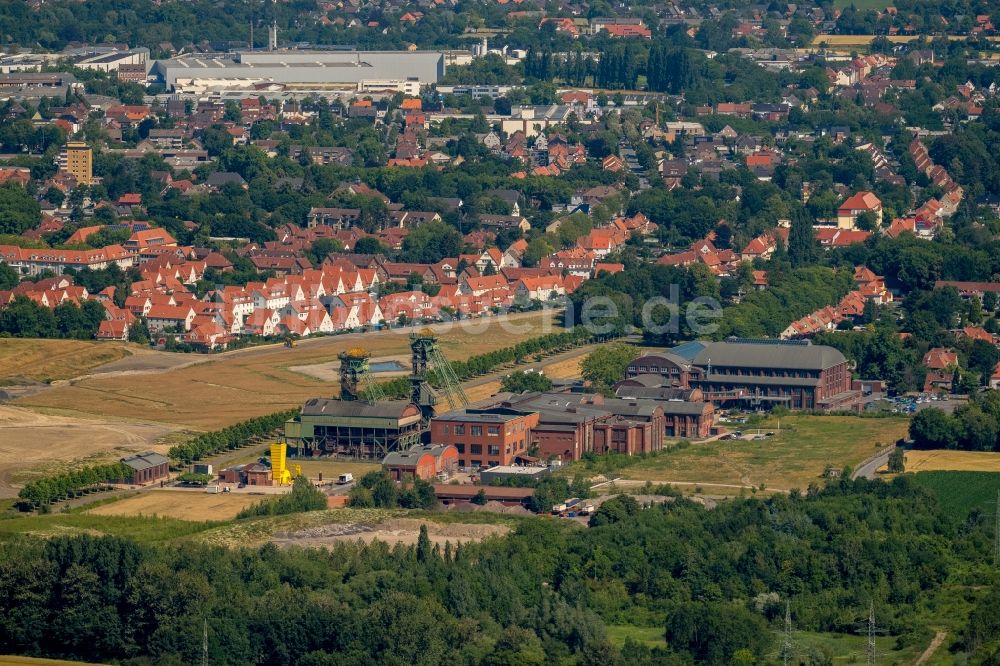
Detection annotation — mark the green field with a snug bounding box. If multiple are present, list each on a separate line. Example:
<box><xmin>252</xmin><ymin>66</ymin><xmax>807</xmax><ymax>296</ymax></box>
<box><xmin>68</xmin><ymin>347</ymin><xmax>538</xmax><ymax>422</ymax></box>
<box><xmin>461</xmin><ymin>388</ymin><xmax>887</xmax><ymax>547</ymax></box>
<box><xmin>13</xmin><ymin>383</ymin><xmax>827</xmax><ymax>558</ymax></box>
<box><xmin>606</xmin><ymin>625</ymin><xmax>667</xmax><ymax>649</ymax></box>
<box><xmin>612</xmin><ymin>416</ymin><xmax>909</xmax><ymax>491</ymax></box>
<box><xmin>607</xmin><ymin>625</ymin><xmax>927</xmax><ymax>662</ymax></box>
<box><xmin>767</xmin><ymin>630</ymin><xmax>925</xmax><ymax>665</ymax></box>
<box><xmin>912</xmin><ymin>471</ymin><xmax>1000</xmax><ymax>520</ymax></box>
<box><xmin>0</xmin><ymin>512</ymin><xmax>221</xmax><ymax>544</ymax></box>
<box><xmin>0</xmin><ymin>658</ymin><xmax>110</xmax><ymax>666</ymax></box>
<box><xmin>832</xmin><ymin>0</ymin><xmax>893</xmax><ymax>10</ymax></box>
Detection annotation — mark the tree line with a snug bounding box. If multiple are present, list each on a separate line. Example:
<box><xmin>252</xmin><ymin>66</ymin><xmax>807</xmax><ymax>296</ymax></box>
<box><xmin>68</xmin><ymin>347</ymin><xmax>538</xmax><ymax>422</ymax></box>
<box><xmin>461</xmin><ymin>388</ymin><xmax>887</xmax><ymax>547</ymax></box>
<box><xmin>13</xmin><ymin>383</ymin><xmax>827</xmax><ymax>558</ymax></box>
<box><xmin>168</xmin><ymin>409</ymin><xmax>300</xmax><ymax>464</ymax></box>
<box><xmin>0</xmin><ymin>296</ymin><xmax>107</xmax><ymax>340</ymax></box>
<box><xmin>16</xmin><ymin>462</ymin><xmax>133</xmax><ymax>510</ymax></box>
<box><xmin>1</xmin><ymin>477</ymin><xmax>996</xmax><ymax>664</ymax></box>
<box><xmin>909</xmin><ymin>390</ymin><xmax>1000</xmax><ymax>452</ymax></box>
<box><xmin>236</xmin><ymin>475</ymin><xmax>329</xmax><ymax>518</ymax></box>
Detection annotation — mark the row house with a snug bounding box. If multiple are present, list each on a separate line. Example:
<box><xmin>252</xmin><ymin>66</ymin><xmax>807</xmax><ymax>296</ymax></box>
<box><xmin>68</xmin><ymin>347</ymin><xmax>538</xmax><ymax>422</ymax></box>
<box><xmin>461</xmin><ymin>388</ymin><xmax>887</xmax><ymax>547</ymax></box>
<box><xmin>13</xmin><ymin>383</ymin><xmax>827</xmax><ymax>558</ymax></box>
<box><xmin>541</xmin><ymin>248</ymin><xmax>595</xmax><ymax>277</ymax></box>
<box><xmin>576</xmin><ymin>227</ymin><xmax>627</xmax><ymax>258</ymax></box>
<box><xmin>146</xmin><ymin>304</ymin><xmax>196</xmax><ymax>333</ymax></box>
<box><xmin>514</xmin><ymin>275</ymin><xmax>566</xmax><ymax>302</ymax></box>
<box><xmin>380</xmin><ymin>290</ymin><xmax>440</xmax><ymax>322</ymax></box>
<box><xmin>0</xmin><ymin>244</ymin><xmax>135</xmax><ymax>277</ymax></box>
<box><xmin>307</xmin><ymin>207</ymin><xmax>361</xmax><ymax>229</ymax></box>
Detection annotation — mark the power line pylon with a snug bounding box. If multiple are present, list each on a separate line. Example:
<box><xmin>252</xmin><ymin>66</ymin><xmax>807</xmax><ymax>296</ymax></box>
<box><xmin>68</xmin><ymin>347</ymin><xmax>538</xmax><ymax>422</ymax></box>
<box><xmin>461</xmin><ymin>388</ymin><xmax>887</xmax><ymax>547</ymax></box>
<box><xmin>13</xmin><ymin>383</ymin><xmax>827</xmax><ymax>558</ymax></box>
<box><xmin>866</xmin><ymin>601</ymin><xmax>876</xmax><ymax>666</ymax></box>
<box><xmin>782</xmin><ymin>601</ymin><xmax>794</xmax><ymax>666</ymax></box>
<box><xmin>994</xmin><ymin>490</ymin><xmax>999</xmax><ymax>567</ymax></box>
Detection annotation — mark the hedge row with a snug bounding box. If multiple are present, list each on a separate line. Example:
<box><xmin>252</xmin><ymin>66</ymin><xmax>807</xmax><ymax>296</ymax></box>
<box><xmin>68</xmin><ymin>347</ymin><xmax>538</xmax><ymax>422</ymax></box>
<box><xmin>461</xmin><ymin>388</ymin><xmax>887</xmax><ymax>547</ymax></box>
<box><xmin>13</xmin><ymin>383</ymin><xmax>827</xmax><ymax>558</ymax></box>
<box><xmin>169</xmin><ymin>409</ymin><xmax>300</xmax><ymax>464</ymax></box>
<box><xmin>17</xmin><ymin>462</ymin><xmax>133</xmax><ymax>509</ymax></box>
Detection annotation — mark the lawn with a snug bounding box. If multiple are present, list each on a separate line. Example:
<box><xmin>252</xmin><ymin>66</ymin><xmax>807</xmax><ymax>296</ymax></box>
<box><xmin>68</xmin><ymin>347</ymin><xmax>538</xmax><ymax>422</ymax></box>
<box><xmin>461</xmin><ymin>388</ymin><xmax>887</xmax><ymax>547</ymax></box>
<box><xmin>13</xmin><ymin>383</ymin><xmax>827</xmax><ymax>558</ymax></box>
<box><xmin>911</xmin><ymin>471</ymin><xmax>1000</xmax><ymax>520</ymax></box>
<box><xmin>616</xmin><ymin>416</ymin><xmax>909</xmax><ymax>492</ymax></box>
<box><xmin>0</xmin><ymin>339</ymin><xmax>134</xmax><ymax>385</ymax></box>
<box><xmin>831</xmin><ymin>0</ymin><xmax>892</xmax><ymax>10</ymax></box>
<box><xmin>15</xmin><ymin>310</ymin><xmax>563</xmax><ymax>430</ymax></box>
<box><xmin>218</xmin><ymin>453</ymin><xmax>381</xmax><ymax>482</ymax></box>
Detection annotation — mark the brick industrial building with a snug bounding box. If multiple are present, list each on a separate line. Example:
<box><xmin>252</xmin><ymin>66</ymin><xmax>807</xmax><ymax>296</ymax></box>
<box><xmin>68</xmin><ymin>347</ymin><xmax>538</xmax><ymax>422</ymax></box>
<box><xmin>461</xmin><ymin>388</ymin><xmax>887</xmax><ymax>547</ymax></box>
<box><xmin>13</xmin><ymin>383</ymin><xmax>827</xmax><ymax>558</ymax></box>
<box><xmin>383</xmin><ymin>444</ymin><xmax>459</xmax><ymax>481</ymax></box>
<box><xmin>429</xmin><ymin>409</ymin><xmax>539</xmax><ymax>468</ymax></box>
<box><xmin>625</xmin><ymin>339</ymin><xmax>863</xmax><ymax>411</ymax></box>
<box><xmin>120</xmin><ymin>452</ymin><xmax>170</xmax><ymax>485</ymax></box>
<box><xmin>432</xmin><ymin>390</ymin><xmax>683</xmax><ymax>466</ymax></box>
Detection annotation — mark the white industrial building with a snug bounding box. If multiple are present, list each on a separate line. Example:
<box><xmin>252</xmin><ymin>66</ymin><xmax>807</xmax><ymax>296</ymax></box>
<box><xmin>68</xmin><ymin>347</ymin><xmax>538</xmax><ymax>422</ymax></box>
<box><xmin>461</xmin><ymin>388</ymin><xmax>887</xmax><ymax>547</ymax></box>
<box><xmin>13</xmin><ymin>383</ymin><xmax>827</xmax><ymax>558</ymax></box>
<box><xmin>75</xmin><ymin>48</ymin><xmax>149</xmax><ymax>74</ymax></box>
<box><xmin>152</xmin><ymin>50</ymin><xmax>445</xmax><ymax>93</ymax></box>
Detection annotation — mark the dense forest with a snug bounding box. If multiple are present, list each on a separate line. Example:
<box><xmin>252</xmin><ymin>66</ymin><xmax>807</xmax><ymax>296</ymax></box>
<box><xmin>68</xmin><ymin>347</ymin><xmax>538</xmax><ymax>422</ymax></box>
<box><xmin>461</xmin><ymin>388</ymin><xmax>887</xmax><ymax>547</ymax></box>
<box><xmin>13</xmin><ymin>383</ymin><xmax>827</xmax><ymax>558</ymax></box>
<box><xmin>0</xmin><ymin>478</ymin><xmax>997</xmax><ymax>665</ymax></box>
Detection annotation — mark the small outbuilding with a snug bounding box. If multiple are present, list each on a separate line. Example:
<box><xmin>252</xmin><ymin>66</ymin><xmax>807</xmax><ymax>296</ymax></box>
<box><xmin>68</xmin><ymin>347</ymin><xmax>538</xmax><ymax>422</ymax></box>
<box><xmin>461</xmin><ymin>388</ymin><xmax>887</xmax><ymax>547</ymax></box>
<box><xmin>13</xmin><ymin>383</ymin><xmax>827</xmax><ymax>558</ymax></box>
<box><xmin>382</xmin><ymin>444</ymin><xmax>459</xmax><ymax>481</ymax></box>
<box><xmin>121</xmin><ymin>452</ymin><xmax>170</xmax><ymax>485</ymax></box>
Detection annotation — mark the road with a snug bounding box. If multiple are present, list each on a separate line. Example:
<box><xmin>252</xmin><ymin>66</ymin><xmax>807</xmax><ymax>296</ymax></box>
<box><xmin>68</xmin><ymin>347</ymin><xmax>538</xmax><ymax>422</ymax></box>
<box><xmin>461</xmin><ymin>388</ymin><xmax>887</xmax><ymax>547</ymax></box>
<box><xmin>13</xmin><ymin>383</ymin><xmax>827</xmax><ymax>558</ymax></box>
<box><xmin>851</xmin><ymin>446</ymin><xmax>894</xmax><ymax>480</ymax></box>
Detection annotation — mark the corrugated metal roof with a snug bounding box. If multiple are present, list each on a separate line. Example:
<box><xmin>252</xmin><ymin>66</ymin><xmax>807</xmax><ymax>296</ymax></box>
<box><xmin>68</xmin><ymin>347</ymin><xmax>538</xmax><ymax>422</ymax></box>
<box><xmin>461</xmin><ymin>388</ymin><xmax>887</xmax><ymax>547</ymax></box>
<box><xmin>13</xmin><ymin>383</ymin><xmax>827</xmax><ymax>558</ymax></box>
<box><xmin>302</xmin><ymin>398</ymin><xmax>417</xmax><ymax>419</ymax></box>
<box><xmin>121</xmin><ymin>451</ymin><xmax>169</xmax><ymax>471</ymax></box>
<box><xmin>692</xmin><ymin>341</ymin><xmax>845</xmax><ymax>371</ymax></box>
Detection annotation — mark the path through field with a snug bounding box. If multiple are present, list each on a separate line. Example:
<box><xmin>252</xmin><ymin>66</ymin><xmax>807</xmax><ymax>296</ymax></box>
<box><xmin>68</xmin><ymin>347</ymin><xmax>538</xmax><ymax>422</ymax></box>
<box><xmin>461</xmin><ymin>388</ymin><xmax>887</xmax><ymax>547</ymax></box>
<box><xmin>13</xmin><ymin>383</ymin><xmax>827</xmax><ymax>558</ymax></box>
<box><xmin>914</xmin><ymin>631</ymin><xmax>947</xmax><ymax>666</ymax></box>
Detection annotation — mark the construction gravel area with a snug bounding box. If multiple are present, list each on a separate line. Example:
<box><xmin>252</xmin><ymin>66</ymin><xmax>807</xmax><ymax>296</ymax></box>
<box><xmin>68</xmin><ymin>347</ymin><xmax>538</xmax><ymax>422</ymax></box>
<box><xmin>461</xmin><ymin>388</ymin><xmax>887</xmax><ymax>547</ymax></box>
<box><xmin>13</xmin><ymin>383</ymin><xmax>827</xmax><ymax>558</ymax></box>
<box><xmin>272</xmin><ymin>517</ymin><xmax>511</xmax><ymax>548</ymax></box>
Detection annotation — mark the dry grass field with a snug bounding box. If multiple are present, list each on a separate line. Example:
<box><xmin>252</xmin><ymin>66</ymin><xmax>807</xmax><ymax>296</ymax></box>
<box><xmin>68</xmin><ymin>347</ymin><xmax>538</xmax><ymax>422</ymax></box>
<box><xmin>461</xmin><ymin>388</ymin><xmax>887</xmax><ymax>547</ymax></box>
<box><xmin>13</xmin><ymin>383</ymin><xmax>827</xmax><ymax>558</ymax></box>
<box><xmin>464</xmin><ymin>343</ymin><xmax>597</xmax><ymax>403</ymax></box>
<box><xmin>0</xmin><ymin>657</ymin><xmax>110</xmax><ymax>665</ymax></box>
<box><xmin>0</xmin><ymin>339</ymin><xmax>134</xmax><ymax>385</ymax></box>
<box><xmin>87</xmin><ymin>490</ymin><xmax>269</xmax><ymax>520</ymax></box>
<box><xmin>15</xmin><ymin>311</ymin><xmax>563</xmax><ymax>430</ymax></box>
<box><xmin>619</xmin><ymin>416</ymin><xmax>910</xmax><ymax>491</ymax></box>
<box><xmin>0</xmin><ymin>405</ymin><xmax>178</xmax><ymax>499</ymax></box>
<box><xmin>893</xmin><ymin>450</ymin><xmax>1000</xmax><ymax>473</ymax></box>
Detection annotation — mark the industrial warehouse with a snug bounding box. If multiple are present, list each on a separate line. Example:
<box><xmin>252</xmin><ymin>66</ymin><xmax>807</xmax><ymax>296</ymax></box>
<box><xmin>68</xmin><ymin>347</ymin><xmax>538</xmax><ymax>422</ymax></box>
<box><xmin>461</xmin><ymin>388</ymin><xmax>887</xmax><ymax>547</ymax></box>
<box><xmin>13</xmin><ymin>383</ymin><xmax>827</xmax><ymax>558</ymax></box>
<box><xmin>151</xmin><ymin>49</ymin><xmax>446</xmax><ymax>94</ymax></box>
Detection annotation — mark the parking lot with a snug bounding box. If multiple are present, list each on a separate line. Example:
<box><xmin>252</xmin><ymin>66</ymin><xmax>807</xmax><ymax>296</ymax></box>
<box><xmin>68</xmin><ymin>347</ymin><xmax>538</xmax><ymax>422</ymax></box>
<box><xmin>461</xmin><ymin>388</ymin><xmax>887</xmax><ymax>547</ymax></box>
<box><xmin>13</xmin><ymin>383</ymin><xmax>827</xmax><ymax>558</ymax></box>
<box><xmin>884</xmin><ymin>394</ymin><xmax>964</xmax><ymax>415</ymax></box>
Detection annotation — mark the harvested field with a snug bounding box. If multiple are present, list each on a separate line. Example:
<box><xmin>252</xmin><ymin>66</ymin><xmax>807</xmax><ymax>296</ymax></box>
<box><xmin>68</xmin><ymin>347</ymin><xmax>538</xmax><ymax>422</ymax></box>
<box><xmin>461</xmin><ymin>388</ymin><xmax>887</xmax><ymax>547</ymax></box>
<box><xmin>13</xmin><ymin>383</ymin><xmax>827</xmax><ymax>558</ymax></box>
<box><xmin>87</xmin><ymin>489</ymin><xmax>270</xmax><ymax>520</ymax></box>
<box><xmin>16</xmin><ymin>310</ymin><xmax>564</xmax><ymax>430</ymax></box>
<box><xmin>0</xmin><ymin>405</ymin><xmax>177</xmax><ymax>499</ymax></box>
<box><xmin>273</xmin><ymin>516</ymin><xmax>511</xmax><ymax>548</ymax></box>
<box><xmin>0</xmin><ymin>339</ymin><xmax>134</xmax><ymax>386</ymax></box>
<box><xmin>892</xmin><ymin>450</ymin><xmax>1000</xmax><ymax>473</ymax></box>
<box><xmin>812</xmin><ymin>34</ymin><xmax>1000</xmax><ymax>48</ymax></box>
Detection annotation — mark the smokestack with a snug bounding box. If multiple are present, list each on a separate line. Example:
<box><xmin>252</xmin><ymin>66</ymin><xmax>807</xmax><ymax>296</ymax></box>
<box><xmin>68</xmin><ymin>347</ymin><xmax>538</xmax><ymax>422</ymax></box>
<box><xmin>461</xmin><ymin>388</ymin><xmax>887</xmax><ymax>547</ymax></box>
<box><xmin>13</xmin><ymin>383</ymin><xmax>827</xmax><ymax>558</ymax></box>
<box><xmin>268</xmin><ymin>21</ymin><xmax>278</xmax><ymax>51</ymax></box>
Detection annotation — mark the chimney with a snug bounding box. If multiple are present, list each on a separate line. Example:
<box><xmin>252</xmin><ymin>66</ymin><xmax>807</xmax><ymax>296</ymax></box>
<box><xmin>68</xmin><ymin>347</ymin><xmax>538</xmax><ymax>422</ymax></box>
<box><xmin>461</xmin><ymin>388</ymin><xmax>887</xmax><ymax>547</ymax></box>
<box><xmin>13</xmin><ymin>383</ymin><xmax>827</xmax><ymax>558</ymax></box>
<box><xmin>268</xmin><ymin>21</ymin><xmax>278</xmax><ymax>51</ymax></box>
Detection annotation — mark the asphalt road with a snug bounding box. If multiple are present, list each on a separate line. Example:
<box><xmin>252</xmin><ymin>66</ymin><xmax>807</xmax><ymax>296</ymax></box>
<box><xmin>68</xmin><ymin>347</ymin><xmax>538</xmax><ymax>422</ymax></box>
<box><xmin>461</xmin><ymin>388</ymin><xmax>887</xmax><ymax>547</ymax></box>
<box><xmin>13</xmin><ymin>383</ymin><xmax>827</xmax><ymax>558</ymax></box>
<box><xmin>851</xmin><ymin>447</ymin><xmax>893</xmax><ymax>480</ymax></box>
